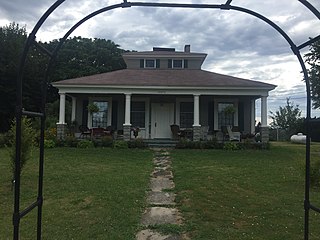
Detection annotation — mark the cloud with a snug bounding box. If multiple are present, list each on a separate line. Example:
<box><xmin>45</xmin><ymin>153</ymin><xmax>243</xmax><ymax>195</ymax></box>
<box><xmin>0</xmin><ymin>0</ymin><xmax>319</xmax><ymax>118</ymax></box>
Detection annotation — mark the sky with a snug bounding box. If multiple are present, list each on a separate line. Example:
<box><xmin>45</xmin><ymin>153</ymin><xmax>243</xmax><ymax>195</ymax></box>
<box><xmin>1</xmin><ymin>0</ymin><xmax>320</xmax><ymax>123</ymax></box>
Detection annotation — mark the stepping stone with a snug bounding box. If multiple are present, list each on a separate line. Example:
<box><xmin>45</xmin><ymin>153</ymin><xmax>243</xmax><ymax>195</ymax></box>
<box><xmin>147</xmin><ymin>191</ymin><xmax>176</xmax><ymax>205</ymax></box>
<box><xmin>152</xmin><ymin>169</ymin><xmax>173</xmax><ymax>178</ymax></box>
<box><xmin>141</xmin><ymin>207</ymin><xmax>182</xmax><ymax>225</ymax></box>
<box><xmin>150</xmin><ymin>178</ymin><xmax>175</xmax><ymax>192</ymax></box>
<box><xmin>136</xmin><ymin>229</ymin><xmax>181</xmax><ymax>240</ymax></box>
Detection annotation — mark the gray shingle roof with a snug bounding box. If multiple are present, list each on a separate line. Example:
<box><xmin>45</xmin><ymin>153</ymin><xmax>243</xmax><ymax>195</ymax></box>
<box><xmin>53</xmin><ymin>69</ymin><xmax>276</xmax><ymax>89</ymax></box>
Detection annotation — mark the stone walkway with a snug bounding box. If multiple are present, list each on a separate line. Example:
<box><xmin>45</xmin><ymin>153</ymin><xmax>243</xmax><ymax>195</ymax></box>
<box><xmin>136</xmin><ymin>149</ymin><xmax>187</xmax><ymax>240</ymax></box>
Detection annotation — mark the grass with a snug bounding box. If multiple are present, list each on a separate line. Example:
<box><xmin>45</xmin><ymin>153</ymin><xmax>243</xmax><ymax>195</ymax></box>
<box><xmin>171</xmin><ymin>142</ymin><xmax>320</xmax><ymax>240</ymax></box>
<box><xmin>0</xmin><ymin>147</ymin><xmax>153</xmax><ymax>239</ymax></box>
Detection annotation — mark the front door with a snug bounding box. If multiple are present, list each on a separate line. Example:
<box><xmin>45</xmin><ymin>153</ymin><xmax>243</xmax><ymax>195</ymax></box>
<box><xmin>151</xmin><ymin>103</ymin><xmax>174</xmax><ymax>139</ymax></box>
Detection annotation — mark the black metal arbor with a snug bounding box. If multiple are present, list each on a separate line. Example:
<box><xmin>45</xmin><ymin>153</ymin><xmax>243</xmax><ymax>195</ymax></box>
<box><xmin>13</xmin><ymin>0</ymin><xmax>320</xmax><ymax>239</ymax></box>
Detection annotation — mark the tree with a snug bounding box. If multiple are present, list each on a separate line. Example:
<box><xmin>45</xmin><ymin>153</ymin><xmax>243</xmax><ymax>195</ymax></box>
<box><xmin>0</xmin><ymin>23</ymin><xmax>27</xmax><ymax>132</ymax></box>
<box><xmin>305</xmin><ymin>39</ymin><xmax>320</xmax><ymax>109</ymax></box>
<box><xmin>0</xmin><ymin>23</ymin><xmax>127</xmax><ymax>133</ymax></box>
<box><xmin>270</xmin><ymin>98</ymin><xmax>303</xmax><ymax>139</ymax></box>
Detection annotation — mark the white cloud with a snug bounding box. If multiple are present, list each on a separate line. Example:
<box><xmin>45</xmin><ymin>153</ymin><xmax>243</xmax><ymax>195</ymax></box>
<box><xmin>1</xmin><ymin>0</ymin><xmax>319</xmax><ymax>119</ymax></box>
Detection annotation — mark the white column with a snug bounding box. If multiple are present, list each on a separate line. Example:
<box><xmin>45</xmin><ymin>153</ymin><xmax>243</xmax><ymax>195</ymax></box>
<box><xmin>251</xmin><ymin>99</ymin><xmax>256</xmax><ymax>133</ymax></box>
<box><xmin>124</xmin><ymin>94</ymin><xmax>131</xmax><ymax>126</ymax></box>
<box><xmin>193</xmin><ymin>94</ymin><xmax>201</xmax><ymax>127</ymax></box>
<box><xmin>58</xmin><ymin>93</ymin><xmax>66</xmax><ymax>124</ymax></box>
<box><xmin>261</xmin><ymin>96</ymin><xmax>268</xmax><ymax>127</ymax></box>
<box><xmin>71</xmin><ymin>97</ymin><xmax>76</xmax><ymax>122</ymax></box>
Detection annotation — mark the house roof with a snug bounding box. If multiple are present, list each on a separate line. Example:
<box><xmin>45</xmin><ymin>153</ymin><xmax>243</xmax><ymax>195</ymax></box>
<box><xmin>53</xmin><ymin>69</ymin><xmax>276</xmax><ymax>90</ymax></box>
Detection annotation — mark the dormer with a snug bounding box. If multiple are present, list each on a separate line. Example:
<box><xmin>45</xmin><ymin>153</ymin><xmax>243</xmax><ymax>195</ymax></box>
<box><xmin>122</xmin><ymin>45</ymin><xmax>207</xmax><ymax>70</ymax></box>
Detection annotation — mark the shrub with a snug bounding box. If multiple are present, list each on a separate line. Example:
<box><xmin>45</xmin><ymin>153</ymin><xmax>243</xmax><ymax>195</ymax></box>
<box><xmin>45</xmin><ymin>127</ymin><xmax>57</xmax><ymax>141</ymax></box>
<box><xmin>223</xmin><ymin>141</ymin><xmax>240</xmax><ymax>151</ymax></box>
<box><xmin>7</xmin><ymin>117</ymin><xmax>35</xmax><ymax>180</ymax></box>
<box><xmin>113</xmin><ymin>140</ymin><xmax>128</xmax><ymax>149</ymax></box>
<box><xmin>101</xmin><ymin>136</ymin><xmax>114</xmax><ymax>147</ymax></box>
<box><xmin>127</xmin><ymin>138</ymin><xmax>147</xmax><ymax>148</ymax></box>
<box><xmin>77</xmin><ymin>140</ymin><xmax>94</xmax><ymax>148</ymax></box>
<box><xmin>64</xmin><ymin>135</ymin><xmax>78</xmax><ymax>147</ymax></box>
<box><xmin>44</xmin><ymin>139</ymin><xmax>56</xmax><ymax>148</ymax></box>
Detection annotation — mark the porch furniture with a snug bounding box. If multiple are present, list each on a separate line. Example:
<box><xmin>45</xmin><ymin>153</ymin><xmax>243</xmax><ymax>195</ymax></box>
<box><xmin>226</xmin><ymin>125</ymin><xmax>241</xmax><ymax>142</ymax></box>
<box><xmin>183</xmin><ymin>128</ymin><xmax>193</xmax><ymax>140</ymax></box>
<box><xmin>170</xmin><ymin>124</ymin><xmax>184</xmax><ymax>139</ymax></box>
<box><xmin>79</xmin><ymin>125</ymin><xmax>91</xmax><ymax>138</ymax></box>
<box><xmin>91</xmin><ymin>127</ymin><xmax>106</xmax><ymax>138</ymax></box>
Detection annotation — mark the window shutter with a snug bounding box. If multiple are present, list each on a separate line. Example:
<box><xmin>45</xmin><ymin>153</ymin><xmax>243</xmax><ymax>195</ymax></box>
<box><xmin>184</xmin><ymin>59</ymin><xmax>188</xmax><ymax>68</ymax></box>
<box><xmin>156</xmin><ymin>59</ymin><xmax>160</xmax><ymax>68</ymax></box>
<box><xmin>168</xmin><ymin>59</ymin><xmax>172</xmax><ymax>68</ymax></box>
<box><xmin>140</xmin><ymin>59</ymin><xmax>144</xmax><ymax>68</ymax></box>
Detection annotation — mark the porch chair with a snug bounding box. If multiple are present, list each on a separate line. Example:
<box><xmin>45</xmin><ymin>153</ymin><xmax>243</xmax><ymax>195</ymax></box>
<box><xmin>79</xmin><ymin>125</ymin><xmax>91</xmax><ymax>139</ymax></box>
<box><xmin>226</xmin><ymin>125</ymin><xmax>241</xmax><ymax>142</ymax></box>
<box><xmin>170</xmin><ymin>124</ymin><xmax>184</xmax><ymax>139</ymax></box>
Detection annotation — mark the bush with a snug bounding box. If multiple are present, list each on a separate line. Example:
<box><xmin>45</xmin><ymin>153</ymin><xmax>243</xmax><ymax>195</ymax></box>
<box><xmin>7</xmin><ymin>117</ymin><xmax>35</xmax><ymax>180</ymax></box>
<box><xmin>223</xmin><ymin>141</ymin><xmax>240</xmax><ymax>151</ymax></box>
<box><xmin>101</xmin><ymin>136</ymin><xmax>114</xmax><ymax>147</ymax></box>
<box><xmin>77</xmin><ymin>140</ymin><xmax>94</xmax><ymax>148</ymax></box>
<box><xmin>45</xmin><ymin>127</ymin><xmax>57</xmax><ymax>141</ymax></box>
<box><xmin>44</xmin><ymin>139</ymin><xmax>56</xmax><ymax>148</ymax></box>
<box><xmin>127</xmin><ymin>139</ymin><xmax>147</xmax><ymax>148</ymax></box>
<box><xmin>64</xmin><ymin>135</ymin><xmax>78</xmax><ymax>147</ymax></box>
<box><xmin>113</xmin><ymin>140</ymin><xmax>128</xmax><ymax>149</ymax></box>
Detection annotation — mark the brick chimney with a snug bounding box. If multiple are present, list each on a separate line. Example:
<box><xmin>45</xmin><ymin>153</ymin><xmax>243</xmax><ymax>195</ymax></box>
<box><xmin>184</xmin><ymin>44</ymin><xmax>191</xmax><ymax>53</ymax></box>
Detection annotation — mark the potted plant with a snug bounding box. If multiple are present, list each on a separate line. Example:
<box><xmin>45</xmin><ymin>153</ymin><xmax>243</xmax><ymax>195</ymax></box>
<box><xmin>224</xmin><ymin>105</ymin><xmax>236</xmax><ymax>115</ymax></box>
<box><xmin>87</xmin><ymin>103</ymin><xmax>99</xmax><ymax>113</ymax></box>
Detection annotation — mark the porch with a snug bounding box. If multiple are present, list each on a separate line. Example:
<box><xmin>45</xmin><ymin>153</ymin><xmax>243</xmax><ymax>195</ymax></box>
<box><xmin>56</xmin><ymin>93</ymin><xmax>270</xmax><ymax>142</ymax></box>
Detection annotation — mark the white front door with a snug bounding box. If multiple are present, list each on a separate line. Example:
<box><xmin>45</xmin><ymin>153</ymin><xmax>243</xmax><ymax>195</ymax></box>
<box><xmin>151</xmin><ymin>103</ymin><xmax>174</xmax><ymax>139</ymax></box>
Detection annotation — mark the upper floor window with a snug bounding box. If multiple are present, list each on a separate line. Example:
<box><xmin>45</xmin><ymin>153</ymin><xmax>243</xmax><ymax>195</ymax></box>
<box><xmin>140</xmin><ymin>59</ymin><xmax>160</xmax><ymax>68</ymax></box>
<box><xmin>168</xmin><ymin>59</ymin><xmax>188</xmax><ymax>69</ymax></box>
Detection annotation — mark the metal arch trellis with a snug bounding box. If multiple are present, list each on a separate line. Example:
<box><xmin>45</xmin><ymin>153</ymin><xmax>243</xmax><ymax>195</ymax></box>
<box><xmin>13</xmin><ymin>0</ymin><xmax>320</xmax><ymax>239</ymax></box>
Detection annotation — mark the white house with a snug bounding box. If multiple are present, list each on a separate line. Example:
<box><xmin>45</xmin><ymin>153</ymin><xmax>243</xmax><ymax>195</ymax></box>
<box><xmin>52</xmin><ymin>45</ymin><xmax>276</xmax><ymax>142</ymax></box>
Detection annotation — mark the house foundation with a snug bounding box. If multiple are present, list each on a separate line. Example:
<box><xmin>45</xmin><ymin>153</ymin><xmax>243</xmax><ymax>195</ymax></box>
<box><xmin>193</xmin><ymin>126</ymin><xmax>201</xmax><ymax>141</ymax></box>
<box><xmin>261</xmin><ymin>127</ymin><xmax>269</xmax><ymax>143</ymax></box>
<box><xmin>56</xmin><ymin>123</ymin><xmax>67</xmax><ymax>140</ymax></box>
<box><xmin>123</xmin><ymin>125</ymin><xmax>131</xmax><ymax>141</ymax></box>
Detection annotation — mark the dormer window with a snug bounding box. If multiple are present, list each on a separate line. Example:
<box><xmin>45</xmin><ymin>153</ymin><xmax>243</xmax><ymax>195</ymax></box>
<box><xmin>140</xmin><ymin>59</ymin><xmax>160</xmax><ymax>68</ymax></box>
<box><xmin>168</xmin><ymin>59</ymin><xmax>188</xmax><ymax>69</ymax></box>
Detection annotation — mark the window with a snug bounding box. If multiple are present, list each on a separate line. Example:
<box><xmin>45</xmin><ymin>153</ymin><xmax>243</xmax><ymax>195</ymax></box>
<box><xmin>168</xmin><ymin>59</ymin><xmax>188</xmax><ymax>69</ymax></box>
<box><xmin>131</xmin><ymin>102</ymin><xmax>145</xmax><ymax>128</ymax></box>
<box><xmin>140</xmin><ymin>59</ymin><xmax>160</xmax><ymax>68</ymax></box>
<box><xmin>180</xmin><ymin>102</ymin><xmax>193</xmax><ymax>128</ymax></box>
<box><xmin>92</xmin><ymin>101</ymin><xmax>108</xmax><ymax>128</ymax></box>
<box><xmin>145</xmin><ymin>59</ymin><xmax>155</xmax><ymax>68</ymax></box>
<box><xmin>218</xmin><ymin>103</ymin><xmax>235</xmax><ymax>129</ymax></box>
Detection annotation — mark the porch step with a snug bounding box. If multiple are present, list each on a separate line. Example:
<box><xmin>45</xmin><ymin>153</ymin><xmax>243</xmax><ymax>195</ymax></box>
<box><xmin>145</xmin><ymin>139</ymin><xmax>178</xmax><ymax>148</ymax></box>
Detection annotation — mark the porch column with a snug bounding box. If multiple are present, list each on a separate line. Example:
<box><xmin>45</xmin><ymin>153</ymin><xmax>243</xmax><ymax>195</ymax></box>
<box><xmin>260</xmin><ymin>96</ymin><xmax>269</xmax><ymax>142</ymax></box>
<box><xmin>251</xmin><ymin>99</ymin><xmax>255</xmax><ymax>134</ymax></box>
<box><xmin>57</xmin><ymin>92</ymin><xmax>67</xmax><ymax>139</ymax></box>
<box><xmin>193</xmin><ymin>94</ymin><xmax>201</xmax><ymax>141</ymax></box>
<box><xmin>123</xmin><ymin>94</ymin><xmax>132</xmax><ymax>141</ymax></box>
<box><xmin>71</xmin><ymin>96</ymin><xmax>76</xmax><ymax>123</ymax></box>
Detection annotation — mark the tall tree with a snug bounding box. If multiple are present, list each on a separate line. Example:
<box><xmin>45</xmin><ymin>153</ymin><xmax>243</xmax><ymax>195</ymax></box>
<box><xmin>0</xmin><ymin>23</ymin><xmax>127</xmax><ymax>133</ymax></box>
<box><xmin>270</xmin><ymin>98</ymin><xmax>303</xmax><ymax>139</ymax></box>
<box><xmin>305</xmin><ymin>39</ymin><xmax>320</xmax><ymax>109</ymax></box>
<box><xmin>46</xmin><ymin>37</ymin><xmax>127</xmax><ymax>81</ymax></box>
<box><xmin>0</xmin><ymin>23</ymin><xmax>27</xmax><ymax>132</ymax></box>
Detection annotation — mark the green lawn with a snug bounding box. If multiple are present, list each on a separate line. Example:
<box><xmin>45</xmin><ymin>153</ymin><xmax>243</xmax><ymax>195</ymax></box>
<box><xmin>171</xmin><ymin>143</ymin><xmax>320</xmax><ymax>239</ymax></box>
<box><xmin>0</xmin><ymin>148</ymin><xmax>153</xmax><ymax>239</ymax></box>
<box><xmin>1</xmin><ymin>144</ymin><xmax>320</xmax><ymax>239</ymax></box>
